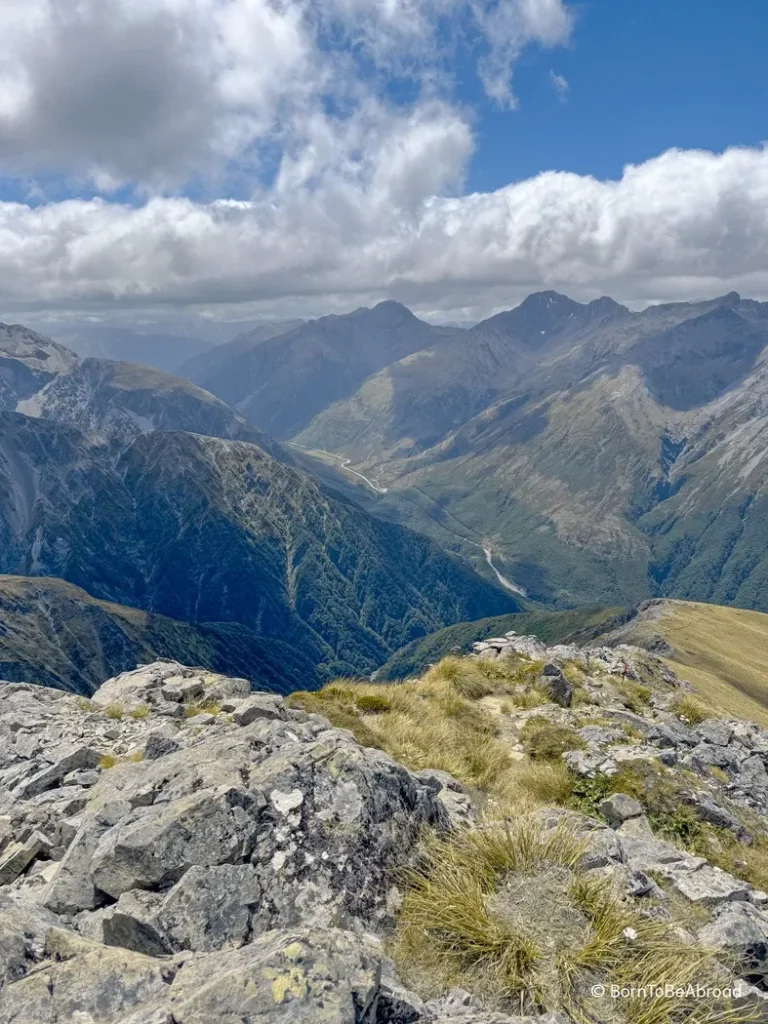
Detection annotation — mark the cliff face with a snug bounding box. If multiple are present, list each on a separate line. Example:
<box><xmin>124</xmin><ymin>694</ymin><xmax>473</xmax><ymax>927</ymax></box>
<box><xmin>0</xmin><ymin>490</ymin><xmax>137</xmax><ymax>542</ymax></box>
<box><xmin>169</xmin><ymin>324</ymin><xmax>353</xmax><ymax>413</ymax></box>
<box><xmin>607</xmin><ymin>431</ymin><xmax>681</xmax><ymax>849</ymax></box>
<box><xmin>1</xmin><ymin>640</ymin><xmax>768</xmax><ymax>1022</ymax></box>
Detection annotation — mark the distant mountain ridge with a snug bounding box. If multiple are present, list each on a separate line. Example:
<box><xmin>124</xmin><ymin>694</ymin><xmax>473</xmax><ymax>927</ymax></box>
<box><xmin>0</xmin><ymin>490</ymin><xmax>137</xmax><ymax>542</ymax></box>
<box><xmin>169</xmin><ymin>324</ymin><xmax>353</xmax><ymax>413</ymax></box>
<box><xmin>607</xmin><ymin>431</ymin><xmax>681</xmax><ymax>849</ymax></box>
<box><xmin>185</xmin><ymin>289</ymin><xmax>768</xmax><ymax>614</ymax></box>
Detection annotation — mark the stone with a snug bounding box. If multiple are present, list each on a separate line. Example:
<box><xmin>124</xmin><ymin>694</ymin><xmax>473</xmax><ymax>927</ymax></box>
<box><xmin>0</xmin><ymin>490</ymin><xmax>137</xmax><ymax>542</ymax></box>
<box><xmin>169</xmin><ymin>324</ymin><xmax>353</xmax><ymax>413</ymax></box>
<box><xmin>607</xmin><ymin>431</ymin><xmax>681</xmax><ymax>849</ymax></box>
<box><xmin>0</xmin><ymin>927</ymin><xmax>183</xmax><ymax>1024</ymax></box>
<box><xmin>233</xmin><ymin>693</ymin><xmax>287</xmax><ymax>725</ymax></box>
<box><xmin>540</xmin><ymin>664</ymin><xmax>572</xmax><ymax>708</ymax></box>
<box><xmin>0</xmin><ymin>831</ymin><xmax>51</xmax><ymax>885</ymax></box>
<box><xmin>0</xmin><ymin>892</ymin><xmax>61</xmax><ymax>987</ymax></box>
<box><xmin>157</xmin><ymin>864</ymin><xmax>262</xmax><ymax>951</ymax></box>
<box><xmin>98</xmin><ymin>891</ymin><xmax>172</xmax><ymax>957</ymax></box>
<box><xmin>166</xmin><ymin>928</ymin><xmax>381</xmax><ymax>1023</ymax></box>
<box><xmin>14</xmin><ymin>746</ymin><xmax>101</xmax><ymax>799</ymax></box>
<box><xmin>143</xmin><ymin>728</ymin><xmax>181</xmax><ymax>760</ymax></box>
<box><xmin>668</xmin><ymin>864</ymin><xmax>751</xmax><ymax>907</ymax></box>
<box><xmin>90</xmin><ymin>785</ymin><xmax>264</xmax><ymax>898</ymax></box>
<box><xmin>615</xmin><ymin>814</ymin><xmax>654</xmax><ymax>840</ymax></box>
<box><xmin>696</xmin><ymin>720</ymin><xmax>734</xmax><ymax>747</ymax></box>
<box><xmin>698</xmin><ymin>902</ymin><xmax>768</xmax><ymax>979</ymax></box>
<box><xmin>599</xmin><ymin>792</ymin><xmax>643</xmax><ymax>827</ymax></box>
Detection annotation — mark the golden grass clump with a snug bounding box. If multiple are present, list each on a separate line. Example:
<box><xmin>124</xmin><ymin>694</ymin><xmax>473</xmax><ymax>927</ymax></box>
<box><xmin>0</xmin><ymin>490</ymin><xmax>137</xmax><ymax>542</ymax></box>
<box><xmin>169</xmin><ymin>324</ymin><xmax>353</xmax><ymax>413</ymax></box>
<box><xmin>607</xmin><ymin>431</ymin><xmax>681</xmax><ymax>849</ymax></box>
<box><xmin>519</xmin><ymin>718</ymin><xmax>586</xmax><ymax>762</ymax></box>
<box><xmin>129</xmin><ymin>704</ymin><xmax>150</xmax><ymax>720</ymax></box>
<box><xmin>184</xmin><ymin>701</ymin><xmax>221</xmax><ymax>718</ymax></box>
<box><xmin>104</xmin><ymin>703</ymin><xmax>124</xmax><ymax>720</ymax></box>
<box><xmin>392</xmin><ymin>820</ymin><xmax>750</xmax><ymax>1023</ymax></box>
<box><xmin>289</xmin><ymin>659</ymin><xmax>514</xmax><ymax>790</ymax></box>
<box><xmin>669</xmin><ymin>693</ymin><xmax>710</xmax><ymax>726</ymax></box>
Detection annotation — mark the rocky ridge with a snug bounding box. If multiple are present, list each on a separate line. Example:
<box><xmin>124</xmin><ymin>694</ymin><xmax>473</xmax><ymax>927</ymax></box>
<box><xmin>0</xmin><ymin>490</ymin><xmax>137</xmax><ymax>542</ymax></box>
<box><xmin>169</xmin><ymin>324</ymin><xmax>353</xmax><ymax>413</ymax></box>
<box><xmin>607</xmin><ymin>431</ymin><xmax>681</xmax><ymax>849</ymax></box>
<box><xmin>2</xmin><ymin>642</ymin><xmax>768</xmax><ymax>1021</ymax></box>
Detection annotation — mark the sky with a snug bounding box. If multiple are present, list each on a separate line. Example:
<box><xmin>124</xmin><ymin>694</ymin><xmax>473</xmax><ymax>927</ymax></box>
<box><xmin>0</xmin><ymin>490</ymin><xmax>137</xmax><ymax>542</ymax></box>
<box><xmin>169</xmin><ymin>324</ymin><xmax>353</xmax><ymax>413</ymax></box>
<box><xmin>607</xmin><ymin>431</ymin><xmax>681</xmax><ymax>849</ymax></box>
<box><xmin>1</xmin><ymin>0</ymin><xmax>768</xmax><ymax>328</ymax></box>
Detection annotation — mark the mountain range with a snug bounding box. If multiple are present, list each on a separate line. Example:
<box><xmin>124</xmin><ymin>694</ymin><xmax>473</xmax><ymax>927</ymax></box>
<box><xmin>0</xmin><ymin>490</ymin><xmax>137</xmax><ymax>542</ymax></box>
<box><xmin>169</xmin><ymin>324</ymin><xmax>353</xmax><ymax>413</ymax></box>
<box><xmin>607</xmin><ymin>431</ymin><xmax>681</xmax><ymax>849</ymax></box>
<box><xmin>0</xmin><ymin>323</ymin><xmax>517</xmax><ymax>692</ymax></box>
<box><xmin>181</xmin><ymin>290</ymin><xmax>768</xmax><ymax>612</ymax></box>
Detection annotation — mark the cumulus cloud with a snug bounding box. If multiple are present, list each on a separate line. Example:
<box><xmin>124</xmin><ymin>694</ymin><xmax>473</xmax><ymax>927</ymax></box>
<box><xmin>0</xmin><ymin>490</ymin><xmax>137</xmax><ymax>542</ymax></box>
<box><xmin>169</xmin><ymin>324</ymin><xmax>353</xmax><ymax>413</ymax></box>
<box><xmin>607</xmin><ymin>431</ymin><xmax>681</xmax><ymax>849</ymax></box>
<box><xmin>0</xmin><ymin>0</ymin><xmax>571</xmax><ymax>190</ymax></box>
<box><xmin>3</xmin><ymin>145</ymin><xmax>768</xmax><ymax>321</ymax></box>
<box><xmin>1</xmin><ymin>1</ymin><xmax>765</xmax><ymax>323</ymax></box>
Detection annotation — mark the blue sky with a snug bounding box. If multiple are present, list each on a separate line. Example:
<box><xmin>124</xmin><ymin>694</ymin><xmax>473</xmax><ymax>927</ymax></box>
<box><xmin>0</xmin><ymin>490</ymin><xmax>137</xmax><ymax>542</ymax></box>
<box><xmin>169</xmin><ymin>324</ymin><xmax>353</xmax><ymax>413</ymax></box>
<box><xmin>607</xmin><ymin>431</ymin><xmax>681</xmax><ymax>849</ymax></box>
<box><xmin>1</xmin><ymin>0</ymin><xmax>768</xmax><ymax>323</ymax></box>
<box><xmin>470</xmin><ymin>0</ymin><xmax>768</xmax><ymax>190</ymax></box>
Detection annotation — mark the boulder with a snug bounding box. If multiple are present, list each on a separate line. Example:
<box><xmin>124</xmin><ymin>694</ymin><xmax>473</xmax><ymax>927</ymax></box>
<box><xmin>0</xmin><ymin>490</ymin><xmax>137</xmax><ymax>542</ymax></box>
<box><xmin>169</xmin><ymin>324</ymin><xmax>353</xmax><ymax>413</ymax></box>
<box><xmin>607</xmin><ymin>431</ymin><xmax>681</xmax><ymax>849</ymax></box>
<box><xmin>233</xmin><ymin>693</ymin><xmax>287</xmax><ymax>725</ymax></box>
<box><xmin>540</xmin><ymin>664</ymin><xmax>572</xmax><ymax>708</ymax></box>
<box><xmin>598</xmin><ymin>793</ymin><xmax>643</xmax><ymax>827</ymax></box>
<box><xmin>698</xmin><ymin>902</ymin><xmax>768</xmax><ymax>980</ymax></box>
<box><xmin>157</xmin><ymin>864</ymin><xmax>263</xmax><ymax>951</ymax></box>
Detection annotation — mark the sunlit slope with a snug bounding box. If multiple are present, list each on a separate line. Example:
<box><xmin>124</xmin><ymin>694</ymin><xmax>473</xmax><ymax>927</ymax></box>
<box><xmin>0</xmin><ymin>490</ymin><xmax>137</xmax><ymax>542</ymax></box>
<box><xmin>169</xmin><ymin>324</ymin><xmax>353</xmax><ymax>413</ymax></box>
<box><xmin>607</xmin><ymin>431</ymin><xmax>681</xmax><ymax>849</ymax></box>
<box><xmin>628</xmin><ymin>600</ymin><xmax>768</xmax><ymax>727</ymax></box>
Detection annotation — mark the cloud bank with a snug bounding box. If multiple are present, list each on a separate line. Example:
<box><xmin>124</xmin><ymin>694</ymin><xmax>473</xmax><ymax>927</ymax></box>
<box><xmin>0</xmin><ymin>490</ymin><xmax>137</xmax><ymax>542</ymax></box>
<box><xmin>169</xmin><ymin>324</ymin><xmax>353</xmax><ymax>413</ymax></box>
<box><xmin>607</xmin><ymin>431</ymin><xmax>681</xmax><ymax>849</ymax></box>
<box><xmin>1</xmin><ymin>0</ymin><xmax>767</xmax><ymax>321</ymax></box>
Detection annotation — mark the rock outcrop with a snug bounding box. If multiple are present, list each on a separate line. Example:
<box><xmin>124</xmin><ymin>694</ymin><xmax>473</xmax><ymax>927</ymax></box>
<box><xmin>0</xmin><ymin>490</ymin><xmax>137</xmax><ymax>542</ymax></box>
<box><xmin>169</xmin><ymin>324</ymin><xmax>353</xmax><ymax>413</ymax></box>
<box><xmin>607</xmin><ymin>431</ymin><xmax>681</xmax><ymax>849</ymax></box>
<box><xmin>0</xmin><ymin>660</ymin><xmax>541</xmax><ymax>1023</ymax></box>
<box><xmin>3</xmin><ymin>646</ymin><xmax>768</xmax><ymax>1022</ymax></box>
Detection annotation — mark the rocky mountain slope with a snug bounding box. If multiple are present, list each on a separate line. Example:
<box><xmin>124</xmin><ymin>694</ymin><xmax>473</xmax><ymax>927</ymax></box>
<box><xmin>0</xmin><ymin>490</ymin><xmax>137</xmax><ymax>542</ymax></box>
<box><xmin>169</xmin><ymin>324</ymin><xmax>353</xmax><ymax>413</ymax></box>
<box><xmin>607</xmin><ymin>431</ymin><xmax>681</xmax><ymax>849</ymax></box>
<box><xmin>186</xmin><ymin>300</ymin><xmax>461</xmax><ymax>439</ymax></box>
<box><xmin>2</xmin><ymin>639</ymin><xmax>768</xmax><ymax>1022</ymax></box>
<box><xmin>0</xmin><ymin>576</ymin><xmax>321</xmax><ymax>696</ymax></box>
<box><xmin>0</xmin><ymin>413</ymin><xmax>518</xmax><ymax>690</ymax></box>
<box><xmin>284</xmin><ymin>292</ymin><xmax>768</xmax><ymax>611</ymax></box>
<box><xmin>1</xmin><ymin>324</ymin><xmax>283</xmax><ymax>457</ymax></box>
<box><xmin>176</xmin><ymin>318</ymin><xmax>305</xmax><ymax>382</ymax></box>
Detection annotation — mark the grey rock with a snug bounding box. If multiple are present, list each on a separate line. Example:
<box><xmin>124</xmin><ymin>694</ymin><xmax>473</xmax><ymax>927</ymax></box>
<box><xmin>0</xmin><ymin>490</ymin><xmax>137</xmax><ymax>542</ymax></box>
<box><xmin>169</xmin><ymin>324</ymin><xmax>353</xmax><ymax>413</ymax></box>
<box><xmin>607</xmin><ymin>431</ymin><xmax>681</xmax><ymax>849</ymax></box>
<box><xmin>166</xmin><ymin>928</ymin><xmax>381</xmax><ymax>1023</ymax></box>
<box><xmin>696</xmin><ymin>720</ymin><xmax>734</xmax><ymax>746</ymax></box>
<box><xmin>0</xmin><ymin>893</ymin><xmax>62</xmax><ymax>990</ymax></box>
<box><xmin>615</xmin><ymin>814</ymin><xmax>654</xmax><ymax>839</ymax></box>
<box><xmin>540</xmin><ymin>664</ymin><xmax>572</xmax><ymax>708</ymax></box>
<box><xmin>562</xmin><ymin>748</ymin><xmax>617</xmax><ymax>777</ymax></box>
<box><xmin>0</xmin><ymin>831</ymin><xmax>51</xmax><ymax>885</ymax></box>
<box><xmin>0</xmin><ymin>926</ymin><xmax>183</xmax><ymax>1023</ymax></box>
<box><xmin>157</xmin><ymin>864</ymin><xmax>262</xmax><ymax>951</ymax></box>
<box><xmin>698</xmin><ymin>902</ymin><xmax>768</xmax><ymax>979</ymax></box>
<box><xmin>91</xmin><ymin>785</ymin><xmax>263</xmax><ymax>898</ymax></box>
<box><xmin>666</xmin><ymin>863</ymin><xmax>751</xmax><ymax>906</ymax></box>
<box><xmin>15</xmin><ymin>746</ymin><xmax>101</xmax><ymax>799</ymax></box>
<box><xmin>599</xmin><ymin>792</ymin><xmax>643</xmax><ymax>827</ymax></box>
<box><xmin>98</xmin><ymin>891</ymin><xmax>172</xmax><ymax>957</ymax></box>
<box><xmin>233</xmin><ymin>692</ymin><xmax>287</xmax><ymax>725</ymax></box>
<box><xmin>143</xmin><ymin>728</ymin><xmax>181</xmax><ymax>760</ymax></box>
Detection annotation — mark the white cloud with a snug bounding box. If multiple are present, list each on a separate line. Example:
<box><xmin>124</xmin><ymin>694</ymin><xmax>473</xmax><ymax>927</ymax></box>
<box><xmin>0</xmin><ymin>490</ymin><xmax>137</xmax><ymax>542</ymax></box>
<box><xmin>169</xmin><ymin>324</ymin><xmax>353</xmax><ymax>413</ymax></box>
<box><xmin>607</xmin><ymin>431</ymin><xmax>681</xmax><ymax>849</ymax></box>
<box><xmin>0</xmin><ymin>0</ymin><xmax>572</xmax><ymax>190</ymax></box>
<box><xmin>549</xmin><ymin>70</ymin><xmax>569</xmax><ymax>101</ymax></box>
<box><xmin>1</xmin><ymin>1</ymin><xmax>766</xmax><ymax>325</ymax></box>
<box><xmin>2</xmin><ymin>145</ymin><xmax>768</xmax><ymax>322</ymax></box>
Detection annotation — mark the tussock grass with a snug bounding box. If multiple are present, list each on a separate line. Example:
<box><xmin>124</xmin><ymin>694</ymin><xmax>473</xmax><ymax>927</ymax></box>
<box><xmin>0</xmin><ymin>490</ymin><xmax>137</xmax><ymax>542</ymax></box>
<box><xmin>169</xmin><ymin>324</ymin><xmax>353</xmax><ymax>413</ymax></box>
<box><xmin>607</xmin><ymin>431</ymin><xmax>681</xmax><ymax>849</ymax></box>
<box><xmin>184</xmin><ymin>701</ymin><xmax>221</xmax><ymax>718</ymax></box>
<box><xmin>104</xmin><ymin>703</ymin><xmax>124</xmax><ymax>720</ymax></box>
<box><xmin>289</xmin><ymin>662</ymin><xmax>515</xmax><ymax>790</ymax></box>
<box><xmin>393</xmin><ymin>820</ymin><xmax>742</xmax><ymax>1022</ymax></box>
<box><xmin>98</xmin><ymin>750</ymin><xmax>143</xmax><ymax>770</ymax></box>
<box><xmin>129</xmin><ymin>704</ymin><xmax>150</xmax><ymax>720</ymax></box>
<box><xmin>669</xmin><ymin>693</ymin><xmax>710</xmax><ymax>726</ymax></box>
<box><xmin>520</xmin><ymin>719</ymin><xmax>586</xmax><ymax>762</ymax></box>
